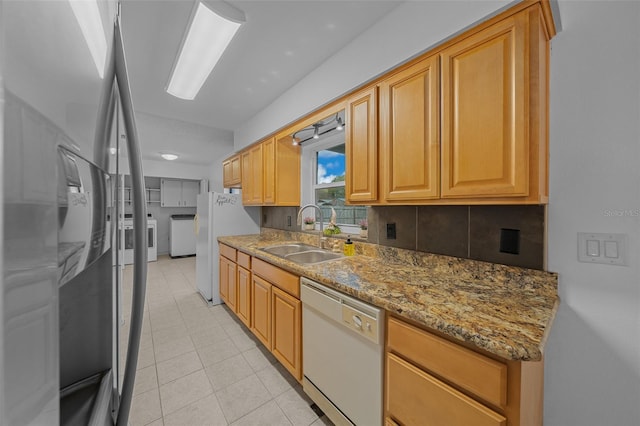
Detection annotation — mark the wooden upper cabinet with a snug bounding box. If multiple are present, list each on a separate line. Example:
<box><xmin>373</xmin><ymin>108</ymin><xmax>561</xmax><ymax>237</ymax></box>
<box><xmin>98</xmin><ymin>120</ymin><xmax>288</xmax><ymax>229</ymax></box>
<box><xmin>262</xmin><ymin>138</ymin><xmax>276</xmax><ymax>204</ymax></box>
<box><xmin>380</xmin><ymin>56</ymin><xmax>440</xmax><ymax>201</ymax></box>
<box><xmin>241</xmin><ymin>144</ymin><xmax>264</xmax><ymax>205</ymax></box>
<box><xmin>223</xmin><ymin>154</ymin><xmax>241</xmax><ymax>188</ymax></box>
<box><xmin>241</xmin><ymin>135</ymin><xmax>300</xmax><ymax>206</ymax></box>
<box><xmin>441</xmin><ymin>11</ymin><xmax>532</xmax><ymax>199</ymax></box>
<box><xmin>345</xmin><ymin>85</ymin><xmax>378</xmax><ymax>203</ymax></box>
<box><xmin>273</xmin><ymin>135</ymin><xmax>301</xmax><ymax>206</ymax></box>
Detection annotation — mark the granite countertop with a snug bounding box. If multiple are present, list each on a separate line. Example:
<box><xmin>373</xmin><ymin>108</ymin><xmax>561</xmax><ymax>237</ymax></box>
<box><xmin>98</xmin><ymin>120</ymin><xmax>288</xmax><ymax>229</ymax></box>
<box><xmin>218</xmin><ymin>230</ymin><xmax>559</xmax><ymax>362</ymax></box>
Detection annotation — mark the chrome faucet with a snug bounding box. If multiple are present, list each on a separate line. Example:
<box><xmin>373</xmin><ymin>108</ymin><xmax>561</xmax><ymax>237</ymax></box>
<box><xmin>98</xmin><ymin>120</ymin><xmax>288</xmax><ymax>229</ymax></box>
<box><xmin>297</xmin><ymin>204</ymin><xmax>324</xmax><ymax>234</ymax></box>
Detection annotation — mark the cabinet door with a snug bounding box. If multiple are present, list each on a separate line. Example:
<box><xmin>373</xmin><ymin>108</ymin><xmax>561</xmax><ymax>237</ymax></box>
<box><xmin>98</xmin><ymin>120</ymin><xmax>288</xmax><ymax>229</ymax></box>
<box><xmin>223</xmin><ymin>159</ymin><xmax>234</xmax><ymax>187</ymax></box>
<box><xmin>226</xmin><ymin>259</ymin><xmax>238</xmax><ymax>312</ymax></box>
<box><xmin>274</xmin><ymin>135</ymin><xmax>300</xmax><ymax>206</ymax></box>
<box><xmin>241</xmin><ymin>151</ymin><xmax>252</xmax><ymax>204</ymax></box>
<box><xmin>249</xmin><ymin>144</ymin><xmax>264</xmax><ymax>204</ymax></box>
<box><xmin>161</xmin><ymin>179</ymin><xmax>182</xmax><ymax>207</ymax></box>
<box><xmin>380</xmin><ymin>56</ymin><xmax>440</xmax><ymax>201</ymax></box>
<box><xmin>182</xmin><ymin>180</ymin><xmax>199</xmax><ymax>207</ymax></box>
<box><xmin>345</xmin><ymin>85</ymin><xmax>378</xmax><ymax>202</ymax></box>
<box><xmin>219</xmin><ymin>256</ymin><xmax>230</xmax><ymax>303</ymax></box>
<box><xmin>262</xmin><ymin>138</ymin><xmax>276</xmax><ymax>204</ymax></box>
<box><xmin>223</xmin><ymin>155</ymin><xmax>242</xmax><ymax>188</ymax></box>
<box><xmin>386</xmin><ymin>353</ymin><xmax>506</xmax><ymax>426</ymax></box>
<box><xmin>271</xmin><ymin>286</ymin><xmax>302</xmax><ymax>380</ymax></box>
<box><xmin>250</xmin><ymin>275</ymin><xmax>271</xmax><ymax>348</ymax></box>
<box><xmin>441</xmin><ymin>14</ymin><xmax>528</xmax><ymax>198</ymax></box>
<box><xmin>237</xmin><ymin>266</ymin><xmax>251</xmax><ymax>327</ymax></box>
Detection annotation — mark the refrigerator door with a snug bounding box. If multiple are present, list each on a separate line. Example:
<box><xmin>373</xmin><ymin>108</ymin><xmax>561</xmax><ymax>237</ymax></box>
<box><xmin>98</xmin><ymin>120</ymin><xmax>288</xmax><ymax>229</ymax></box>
<box><xmin>2</xmin><ymin>1</ymin><xmax>118</xmax><ymax>424</ymax></box>
<box><xmin>196</xmin><ymin>193</ymin><xmax>213</xmax><ymax>301</ymax></box>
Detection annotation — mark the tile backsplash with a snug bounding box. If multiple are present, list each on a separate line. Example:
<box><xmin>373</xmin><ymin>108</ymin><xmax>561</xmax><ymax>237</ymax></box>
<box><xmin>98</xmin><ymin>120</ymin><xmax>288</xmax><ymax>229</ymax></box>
<box><xmin>262</xmin><ymin>204</ymin><xmax>546</xmax><ymax>270</ymax></box>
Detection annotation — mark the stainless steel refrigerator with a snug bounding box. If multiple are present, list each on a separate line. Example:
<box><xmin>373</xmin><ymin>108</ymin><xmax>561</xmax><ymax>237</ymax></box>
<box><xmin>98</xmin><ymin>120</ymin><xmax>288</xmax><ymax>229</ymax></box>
<box><xmin>1</xmin><ymin>1</ymin><xmax>148</xmax><ymax>425</ymax></box>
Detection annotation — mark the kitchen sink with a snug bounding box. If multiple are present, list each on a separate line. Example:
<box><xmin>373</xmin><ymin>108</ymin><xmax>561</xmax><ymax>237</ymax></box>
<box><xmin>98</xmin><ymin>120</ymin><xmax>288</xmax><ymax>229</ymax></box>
<box><xmin>285</xmin><ymin>250</ymin><xmax>344</xmax><ymax>264</ymax></box>
<box><xmin>262</xmin><ymin>243</ymin><xmax>319</xmax><ymax>256</ymax></box>
<box><xmin>260</xmin><ymin>243</ymin><xmax>344</xmax><ymax>265</ymax></box>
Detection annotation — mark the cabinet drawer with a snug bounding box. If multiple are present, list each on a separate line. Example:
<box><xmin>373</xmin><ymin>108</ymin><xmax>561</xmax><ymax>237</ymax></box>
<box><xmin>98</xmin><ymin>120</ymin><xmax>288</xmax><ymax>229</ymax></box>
<box><xmin>237</xmin><ymin>251</ymin><xmax>251</xmax><ymax>269</ymax></box>
<box><xmin>219</xmin><ymin>243</ymin><xmax>236</xmax><ymax>262</ymax></box>
<box><xmin>252</xmin><ymin>258</ymin><xmax>299</xmax><ymax>298</ymax></box>
<box><xmin>386</xmin><ymin>353</ymin><xmax>506</xmax><ymax>426</ymax></box>
<box><xmin>387</xmin><ymin>317</ymin><xmax>507</xmax><ymax>408</ymax></box>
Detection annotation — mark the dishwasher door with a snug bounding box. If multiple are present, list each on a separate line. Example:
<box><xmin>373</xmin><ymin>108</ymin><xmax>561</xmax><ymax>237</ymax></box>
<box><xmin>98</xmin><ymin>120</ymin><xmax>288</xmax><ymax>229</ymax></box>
<box><xmin>301</xmin><ymin>278</ymin><xmax>384</xmax><ymax>426</ymax></box>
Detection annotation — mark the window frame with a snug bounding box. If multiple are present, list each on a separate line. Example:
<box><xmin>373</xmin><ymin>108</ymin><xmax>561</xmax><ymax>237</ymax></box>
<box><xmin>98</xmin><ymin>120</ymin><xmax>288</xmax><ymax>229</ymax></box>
<box><xmin>301</xmin><ymin>135</ymin><xmax>361</xmax><ymax>234</ymax></box>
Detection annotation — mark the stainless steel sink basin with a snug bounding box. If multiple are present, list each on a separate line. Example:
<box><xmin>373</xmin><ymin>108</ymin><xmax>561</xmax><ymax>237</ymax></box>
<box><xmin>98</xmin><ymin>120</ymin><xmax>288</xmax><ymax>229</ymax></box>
<box><xmin>285</xmin><ymin>250</ymin><xmax>344</xmax><ymax>265</ymax></box>
<box><xmin>261</xmin><ymin>243</ymin><xmax>318</xmax><ymax>256</ymax></box>
<box><xmin>260</xmin><ymin>243</ymin><xmax>344</xmax><ymax>265</ymax></box>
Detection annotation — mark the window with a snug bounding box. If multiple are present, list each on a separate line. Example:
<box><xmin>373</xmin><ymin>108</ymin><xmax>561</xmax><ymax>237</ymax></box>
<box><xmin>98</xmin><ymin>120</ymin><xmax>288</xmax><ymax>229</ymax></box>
<box><xmin>313</xmin><ymin>143</ymin><xmax>366</xmax><ymax>226</ymax></box>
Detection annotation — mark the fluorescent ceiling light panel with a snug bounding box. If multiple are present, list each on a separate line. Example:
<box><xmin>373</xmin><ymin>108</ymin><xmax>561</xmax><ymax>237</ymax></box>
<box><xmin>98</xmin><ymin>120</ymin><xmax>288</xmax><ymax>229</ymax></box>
<box><xmin>161</xmin><ymin>154</ymin><xmax>179</xmax><ymax>161</ymax></box>
<box><xmin>68</xmin><ymin>0</ymin><xmax>107</xmax><ymax>78</ymax></box>
<box><xmin>167</xmin><ymin>2</ymin><xmax>244</xmax><ymax>100</ymax></box>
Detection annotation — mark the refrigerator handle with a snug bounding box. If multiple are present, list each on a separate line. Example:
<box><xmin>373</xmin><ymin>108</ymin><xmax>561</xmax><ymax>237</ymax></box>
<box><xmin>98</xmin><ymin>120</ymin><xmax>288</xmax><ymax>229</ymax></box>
<box><xmin>114</xmin><ymin>16</ymin><xmax>148</xmax><ymax>426</ymax></box>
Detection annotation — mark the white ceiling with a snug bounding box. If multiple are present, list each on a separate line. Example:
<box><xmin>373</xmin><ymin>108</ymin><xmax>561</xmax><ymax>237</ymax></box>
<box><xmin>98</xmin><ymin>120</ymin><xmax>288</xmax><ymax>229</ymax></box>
<box><xmin>120</xmin><ymin>0</ymin><xmax>401</xmax><ymax>133</ymax></box>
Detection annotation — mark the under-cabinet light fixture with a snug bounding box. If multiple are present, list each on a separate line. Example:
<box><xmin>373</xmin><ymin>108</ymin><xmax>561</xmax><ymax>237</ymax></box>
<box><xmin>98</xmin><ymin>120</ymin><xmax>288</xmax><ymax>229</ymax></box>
<box><xmin>166</xmin><ymin>1</ymin><xmax>245</xmax><ymax>100</ymax></box>
<box><xmin>161</xmin><ymin>154</ymin><xmax>179</xmax><ymax>161</ymax></box>
<box><xmin>68</xmin><ymin>0</ymin><xmax>107</xmax><ymax>78</ymax></box>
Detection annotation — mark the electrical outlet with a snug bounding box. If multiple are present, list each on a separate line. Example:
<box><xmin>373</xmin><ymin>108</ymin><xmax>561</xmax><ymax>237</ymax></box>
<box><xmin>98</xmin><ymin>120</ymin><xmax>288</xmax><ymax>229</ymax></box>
<box><xmin>386</xmin><ymin>223</ymin><xmax>396</xmax><ymax>240</ymax></box>
<box><xmin>500</xmin><ymin>228</ymin><xmax>520</xmax><ymax>254</ymax></box>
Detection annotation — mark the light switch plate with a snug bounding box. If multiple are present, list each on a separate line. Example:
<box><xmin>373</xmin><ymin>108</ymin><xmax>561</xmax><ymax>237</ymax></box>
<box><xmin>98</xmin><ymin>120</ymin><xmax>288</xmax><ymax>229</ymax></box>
<box><xmin>578</xmin><ymin>232</ymin><xmax>627</xmax><ymax>266</ymax></box>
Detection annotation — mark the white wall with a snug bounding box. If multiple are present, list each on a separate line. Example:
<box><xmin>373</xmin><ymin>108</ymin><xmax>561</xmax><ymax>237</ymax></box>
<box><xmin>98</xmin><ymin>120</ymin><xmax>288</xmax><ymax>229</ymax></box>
<box><xmin>544</xmin><ymin>1</ymin><xmax>640</xmax><ymax>425</ymax></box>
<box><xmin>233</xmin><ymin>0</ymin><xmax>510</xmax><ymax>149</ymax></box>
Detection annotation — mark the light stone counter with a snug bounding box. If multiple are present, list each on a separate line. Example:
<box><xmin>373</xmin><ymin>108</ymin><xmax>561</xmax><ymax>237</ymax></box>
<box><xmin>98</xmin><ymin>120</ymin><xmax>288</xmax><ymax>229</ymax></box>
<box><xmin>218</xmin><ymin>229</ymin><xmax>558</xmax><ymax>361</ymax></box>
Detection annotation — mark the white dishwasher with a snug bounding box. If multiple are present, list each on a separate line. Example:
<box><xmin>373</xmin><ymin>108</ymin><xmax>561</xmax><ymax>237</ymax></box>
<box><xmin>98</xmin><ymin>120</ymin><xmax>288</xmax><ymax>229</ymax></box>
<box><xmin>301</xmin><ymin>277</ymin><xmax>384</xmax><ymax>426</ymax></box>
<box><xmin>169</xmin><ymin>214</ymin><xmax>196</xmax><ymax>257</ymax></box>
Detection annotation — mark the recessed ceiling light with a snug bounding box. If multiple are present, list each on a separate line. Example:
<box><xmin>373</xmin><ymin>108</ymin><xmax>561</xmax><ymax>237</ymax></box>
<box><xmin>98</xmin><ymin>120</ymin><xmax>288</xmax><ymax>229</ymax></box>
<box><xmin>109</xmin><ymin>147</ymin><xmax>117</xmax><ymax>155</ymax></box>
<box><xmin>166</xmin><ymin>1</ymin><xmax>245</xmax><ymax>100</ymax></box>
<box><xmin>68</xmin><ymin>0</ymin><xmax>107</xmax><ymax>78</ymax></box>
<box><xmin>161</xmin><ymin>154</ymin><xmax>179</xmax><ymax>161</ymax></box>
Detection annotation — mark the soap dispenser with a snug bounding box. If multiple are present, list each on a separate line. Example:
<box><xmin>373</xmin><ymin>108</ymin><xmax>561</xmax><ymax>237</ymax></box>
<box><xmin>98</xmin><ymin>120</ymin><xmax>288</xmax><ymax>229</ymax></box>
<box><xmin>343</xmin><ymin>236</ymin><xmax>355</xmax><ymax>256</ymax></box>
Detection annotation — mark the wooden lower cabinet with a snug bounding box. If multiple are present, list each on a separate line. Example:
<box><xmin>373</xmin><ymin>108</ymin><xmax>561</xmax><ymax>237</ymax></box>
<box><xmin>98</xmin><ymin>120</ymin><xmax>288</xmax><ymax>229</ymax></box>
<box><xmin>219</xmin><ymin>255</ymin><xmax>237</xmax><ymax>309</ymax></box>
<box><xmin>386</xmin><ymin>353</ymin><xmax>506</xmax><ymax>426</ymax></box>
<box><xmin>236</xmin><ymin>266</ymin><xmax>251</xmax><ymax>327</ymax></box>
<box><xmin>385</xmin><ymin>316</ymin><xmax>543</xmax><ymax>426</ymax></box>
<box><xmin>250</xmin><ymin>275</ymin><xmax>271</xmax><ymax>348</ymax></box>
<box><xmin>271</xmin><ymin>286</ymin><xmax>302</xmax><ymax>380</ymax></box>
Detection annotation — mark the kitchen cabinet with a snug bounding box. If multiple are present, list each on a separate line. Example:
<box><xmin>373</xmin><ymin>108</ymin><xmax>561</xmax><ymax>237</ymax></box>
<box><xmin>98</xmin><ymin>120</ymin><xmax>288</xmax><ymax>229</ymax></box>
<box><xmin>441</xmin><ymin>12</ymin><xmax>527</xmax><ymax>199</ymax></box>
<box><xmin>238</xmin><ymin>135</ymin><xmax>300</xmax><ymax>206</ymax></box>
<box><xmin>269</xmin><ymin>135</ymin><xmax>301</xmax><ymax>206</ymax></box>
<box><xmin>250</xmin><ymin>275</ymin><xmax>271</xmax><ymax>348</ymax></box>
<box><xmin>223</xmin><ymin>154</ymin><xmax>242</xmax><ymax>188</ymax></box>
<box><xmin>439</xmin><ymin>5</ymin><xmax>549</xmax><ymax>202</ymax></box>
<box><xmin>251</xmin><ymin>257</ymin><xmax>302</xmax><ymax>380</ymax></box>
<box><xmin>218</xmin><ymin>245</ymin><xmax>237</xmax><ymax>310</ymax></box>
<box><xmin>161</xmin><ymin>178</ymin><xmax>199</xmax><ymax>207</ymax></box>
<box><xmin>262</xmin><ymin>138</ymin><xmax>276</xmax><ymax>204</ymax></box>
<box><xmin>345</xmin><ymin>85</ymin><xmax>378</xmax><ymax>202</ymax></box>
<box><xmin>271</xmin><ymin>286</ymin><xmax>301</xmax><ymax>380</ymax></box>
<box><xmin>385</xmin><ymin>316</ymin><xmax>543</xmax><ymax>426</ymax></box>
<box><xmin>241</xmin><ymin>144</ymin><xmax>264</xmax><ymax>205</ymax></box>
<box><xmin>236</xmin><ymin>252</ymin><xmax>252</xmax><ymax>328</ymax></box>
<box><xmin>379</xmin><ymin>55</ymin><xmax>440</xmax><ymax>201</ymax></box>
<box><xmin>344</xmin><ymin>3</ymin><xmax>550</xmax><ymax>205</ymax></box>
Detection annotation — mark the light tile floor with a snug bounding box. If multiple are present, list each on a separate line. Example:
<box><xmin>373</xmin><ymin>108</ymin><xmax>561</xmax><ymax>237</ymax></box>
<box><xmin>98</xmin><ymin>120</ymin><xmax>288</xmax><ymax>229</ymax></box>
<box><xmin>121</xmin><ymin>255</ymin><xmax>332</xmax><ymax>426</ymax></box>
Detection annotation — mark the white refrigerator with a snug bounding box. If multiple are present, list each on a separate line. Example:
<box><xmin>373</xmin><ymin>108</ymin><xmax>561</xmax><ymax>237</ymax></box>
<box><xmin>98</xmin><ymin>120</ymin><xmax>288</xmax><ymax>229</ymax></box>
<box><xmin>196</xmin><ymin>192</ymin><xmax>260</xmax><ymax>304</ymax></box>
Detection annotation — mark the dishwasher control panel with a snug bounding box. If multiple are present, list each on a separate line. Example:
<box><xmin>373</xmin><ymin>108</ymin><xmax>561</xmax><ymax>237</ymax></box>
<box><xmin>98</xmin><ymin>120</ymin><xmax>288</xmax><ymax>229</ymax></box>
<box><xmin>341</xmin><ymin>304</ymin><xmax>379</xmax><ymax>344</ymax></box>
